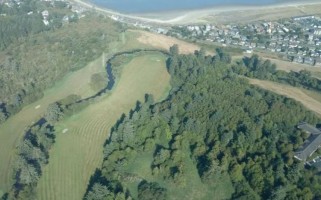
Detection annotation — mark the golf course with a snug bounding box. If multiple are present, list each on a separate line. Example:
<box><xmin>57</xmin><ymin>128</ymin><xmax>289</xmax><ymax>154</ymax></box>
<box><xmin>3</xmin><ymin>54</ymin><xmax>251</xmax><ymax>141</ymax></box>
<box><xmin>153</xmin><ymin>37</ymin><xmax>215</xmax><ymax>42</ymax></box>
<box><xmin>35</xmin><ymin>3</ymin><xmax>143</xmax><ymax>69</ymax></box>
<box><xmin>36</xmin><ymin>52</ymin><xmax>170</xmax><ymax>200</ymax></box>
<box><xmin>0</xmin><ymin>30</ymin><xmax>171</xmax><ymax>199</ymax></box>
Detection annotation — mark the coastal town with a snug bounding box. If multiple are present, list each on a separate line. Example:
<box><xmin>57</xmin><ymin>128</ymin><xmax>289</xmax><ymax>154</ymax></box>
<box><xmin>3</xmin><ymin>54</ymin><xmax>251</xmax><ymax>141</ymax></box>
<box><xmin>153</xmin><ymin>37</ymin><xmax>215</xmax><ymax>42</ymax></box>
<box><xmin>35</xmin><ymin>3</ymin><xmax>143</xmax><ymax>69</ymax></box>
<box><xmin>100</xmin><ymin>9</ymin><xmax>321</xmax><ymax>68</ymax></box>
<box><xmin>167</xmin><ymin>15</ymin><xmax>321</xmax><ymax>67</ymax></box>
<box><xmin>75</xmin><ymin>2</ymin><xmax>321</xmax><ymax>69</ymax></box>
<box><xmin>3</xmin><ymin>0</ymin><xmax>321</xmax><ymax>68</ymax></box>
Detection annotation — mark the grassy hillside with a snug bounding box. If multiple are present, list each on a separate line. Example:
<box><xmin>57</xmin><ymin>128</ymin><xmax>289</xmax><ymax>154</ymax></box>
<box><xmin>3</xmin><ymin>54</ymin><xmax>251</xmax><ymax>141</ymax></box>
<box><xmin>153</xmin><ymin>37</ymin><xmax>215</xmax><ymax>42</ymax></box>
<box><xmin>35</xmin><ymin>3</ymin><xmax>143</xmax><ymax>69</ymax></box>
<box><xmin>36</xmin><ymin>52</ymin><xmax>170</xmax><ymax>200</ymax></box>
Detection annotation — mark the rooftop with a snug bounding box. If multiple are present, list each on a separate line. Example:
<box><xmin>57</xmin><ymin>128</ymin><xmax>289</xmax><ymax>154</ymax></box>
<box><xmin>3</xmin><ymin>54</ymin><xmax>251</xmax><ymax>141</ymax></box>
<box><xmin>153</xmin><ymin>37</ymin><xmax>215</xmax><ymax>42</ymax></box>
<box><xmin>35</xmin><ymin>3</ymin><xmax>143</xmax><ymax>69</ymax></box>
<box><xmin>295</xmin><ymin>122</ymin><xmax>321</xmax><ymax>162</ymax></box>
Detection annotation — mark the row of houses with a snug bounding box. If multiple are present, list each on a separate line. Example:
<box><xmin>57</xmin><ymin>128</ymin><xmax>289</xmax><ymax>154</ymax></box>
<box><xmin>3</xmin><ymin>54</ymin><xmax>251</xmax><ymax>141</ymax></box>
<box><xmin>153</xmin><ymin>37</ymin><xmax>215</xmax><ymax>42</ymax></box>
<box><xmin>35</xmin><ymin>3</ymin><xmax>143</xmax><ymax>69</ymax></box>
<box><xmin>168</xmin><ymin>15</ymin><xmax>321</xmax><ymax>67</ymax></box>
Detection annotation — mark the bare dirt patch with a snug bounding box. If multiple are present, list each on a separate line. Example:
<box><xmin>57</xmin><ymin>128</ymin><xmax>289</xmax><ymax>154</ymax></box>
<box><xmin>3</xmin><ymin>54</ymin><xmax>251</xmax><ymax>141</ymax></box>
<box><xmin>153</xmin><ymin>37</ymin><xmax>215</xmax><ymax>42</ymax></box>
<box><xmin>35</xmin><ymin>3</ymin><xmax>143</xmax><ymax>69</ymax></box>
<box><xmin>248</xmin><ymin>78</ymin><xmax>321</xmax><ymax>117</ymax></box>
<box><xmin>134</xmin><ymin>30</ymin><xmax>203</xmax><ymax>54</ymax></box>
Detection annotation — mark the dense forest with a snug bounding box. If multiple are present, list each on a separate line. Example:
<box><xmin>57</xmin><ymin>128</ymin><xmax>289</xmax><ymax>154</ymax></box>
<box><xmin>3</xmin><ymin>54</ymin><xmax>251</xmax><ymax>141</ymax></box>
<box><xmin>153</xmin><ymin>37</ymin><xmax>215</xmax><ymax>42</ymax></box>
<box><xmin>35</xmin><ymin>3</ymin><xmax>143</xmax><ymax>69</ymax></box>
<box><xmin>0</xmin><ymin>0</ymin><xmax>122</xmax><ymax>126</ymax></box>
<box><xmin>85</xmin><ymin>46</ymin><xmax>321</xmax><ymax>200</ymax></box>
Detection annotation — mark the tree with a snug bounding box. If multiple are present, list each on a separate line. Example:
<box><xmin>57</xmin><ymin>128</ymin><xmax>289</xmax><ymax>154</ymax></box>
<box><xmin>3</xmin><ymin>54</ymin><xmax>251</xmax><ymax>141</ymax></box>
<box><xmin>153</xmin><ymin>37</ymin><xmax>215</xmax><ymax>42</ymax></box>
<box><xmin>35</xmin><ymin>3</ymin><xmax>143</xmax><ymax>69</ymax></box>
<box><xmin>0</xmin><ymin>110</ymin><xmax>6</xmax><ymax>125</ymax></box>
<box><xmin>201</xmin><ymin>161</ymin><xmax>222</xmax><ymax>183</ymax></box>
<box><xmin>14</xmin><ymin>156</ymin><xmax>39</xmax><ymax>186</ymax></box>
<box><xmin>19</xmin><ymin>163</ymin><xmax>39</xmax><ymax>185</ymax></box>
<box><xmin>85</xmin><ymin>183</ymin><xmax>114</xmax><ymax>200</ymax></box>
<box><xmin>153</xmin><ymin>149</ymin><xmax>170</xmax><ymax>166</ymax></box>
<box><xmin>268</xmin><ymin>186</ymin><xmax>287</xmax><ymax>200</ymax></box>
<box><xmin>138</xmin><ymin>181</ymin><xmax>167</xmax><ymax>200</ymax></box>
<box><xmin>122</xmin><ymin>120</ymin><xmax>135</xmax><ymax>145</ymax></box>
<box><xmin>216</xmin><ymin>48</ymin><xmax>231</xmax><ymax>63</ymax></box>
<box><xmin>45</xmin><ymin>103</ymin><xmax>62</xmax><ymax>124</ymax></box>
<box><xmin>221</xmin><ymin>131</ymin><xmax>233</xmax><ymax>147</ymax></box>
<box><xmin>84</xmin><ymin>49</ymin><xmax>321</xmax><ymax>200</ymax></box>
<box><xmin>169</xmin><ymin>44</ymin><xmax>179</xmax><ymax>56</ymax></box>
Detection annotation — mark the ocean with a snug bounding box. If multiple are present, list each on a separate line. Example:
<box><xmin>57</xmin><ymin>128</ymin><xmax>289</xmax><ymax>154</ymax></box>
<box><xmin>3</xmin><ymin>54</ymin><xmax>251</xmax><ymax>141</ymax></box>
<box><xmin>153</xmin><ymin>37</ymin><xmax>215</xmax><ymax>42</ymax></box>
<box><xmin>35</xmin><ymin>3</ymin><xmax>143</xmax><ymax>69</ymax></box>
<box><xmin>89</xmin><ymin>0</ymin><xmax>305</xmax><ymax>13</ymax></box>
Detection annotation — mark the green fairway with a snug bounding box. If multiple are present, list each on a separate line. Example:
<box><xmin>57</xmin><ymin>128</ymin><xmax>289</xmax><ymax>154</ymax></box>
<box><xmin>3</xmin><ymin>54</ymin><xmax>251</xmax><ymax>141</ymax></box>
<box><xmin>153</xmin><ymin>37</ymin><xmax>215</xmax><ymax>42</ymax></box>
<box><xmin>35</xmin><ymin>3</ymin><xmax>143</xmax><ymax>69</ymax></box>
<box><xmin>36</xmin><ymin>52</ymin><xmax>170</xmax><ymax>200</ymax></box>
<box><xmin>0</xmin><ymin>53</ymin><xmax>107</xmax><ymax>193</ymax></box>
<box><xmin>0</xmin><ymin>29</ymin><xmax>157</xmax><ymax>194</ymax></box>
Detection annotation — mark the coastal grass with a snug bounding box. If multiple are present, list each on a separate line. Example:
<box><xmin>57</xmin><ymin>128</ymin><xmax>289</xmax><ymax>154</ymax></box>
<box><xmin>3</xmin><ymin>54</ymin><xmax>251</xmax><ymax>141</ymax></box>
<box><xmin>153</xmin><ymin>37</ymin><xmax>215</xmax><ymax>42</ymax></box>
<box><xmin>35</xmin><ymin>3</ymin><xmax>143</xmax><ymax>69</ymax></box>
<box><xmin>36</xmin><ymin>52</ymin><xmax>170</xmax><ymax>200</ymax></box>
<box><xmin>0</xmin><ymin>53</ymin><xmax>108</xmax><ymax>193</ymax></box>
<box><xmin>248</xmin><ymin>78</ymin><xmax>321</xmax><ymax>117</ymax></box>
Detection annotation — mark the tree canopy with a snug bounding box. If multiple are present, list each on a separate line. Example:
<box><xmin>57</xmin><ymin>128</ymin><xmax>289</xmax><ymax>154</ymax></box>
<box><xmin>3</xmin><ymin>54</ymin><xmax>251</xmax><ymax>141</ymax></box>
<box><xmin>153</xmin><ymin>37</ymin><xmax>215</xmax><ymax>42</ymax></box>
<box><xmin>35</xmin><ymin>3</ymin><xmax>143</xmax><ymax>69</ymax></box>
<box><xmin>84</xmin><ymin>46</ymin><xmax>321</xmax><ymax>199</ymax></box>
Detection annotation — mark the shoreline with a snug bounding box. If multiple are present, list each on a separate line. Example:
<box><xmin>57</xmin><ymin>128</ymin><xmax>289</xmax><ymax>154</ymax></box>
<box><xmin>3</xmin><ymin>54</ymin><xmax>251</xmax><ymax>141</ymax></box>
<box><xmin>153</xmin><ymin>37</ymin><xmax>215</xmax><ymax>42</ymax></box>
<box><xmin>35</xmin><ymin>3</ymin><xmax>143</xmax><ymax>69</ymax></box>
<box><xmin>72</xmin><ymin>0</ymin><xmax>321</xmax><ymax>24</ymax></box>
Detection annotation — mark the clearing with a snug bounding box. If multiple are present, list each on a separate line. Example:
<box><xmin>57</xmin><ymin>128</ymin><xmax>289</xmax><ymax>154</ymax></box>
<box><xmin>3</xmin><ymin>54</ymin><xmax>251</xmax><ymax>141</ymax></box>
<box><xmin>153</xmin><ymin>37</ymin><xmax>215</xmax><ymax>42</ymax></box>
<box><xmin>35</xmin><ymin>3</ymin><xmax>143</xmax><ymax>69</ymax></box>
<box><xmin>248</xmin><ymin>78</ymin><xmax>321</xmax><ymax>117</ymax></box>
<box><xmin>134</xmin><ymin>30</ymin><xmax>202</xmax><ymax>54</ymax></box>
<box><xmin>123</xmin><ymin>151</ymin><xmax>233</xmax><ymax>200</ymax></box>
<box><xmin>36</xmin><ymin>53</ymin><xmax>170</xmax><ymax>200</ymax></box>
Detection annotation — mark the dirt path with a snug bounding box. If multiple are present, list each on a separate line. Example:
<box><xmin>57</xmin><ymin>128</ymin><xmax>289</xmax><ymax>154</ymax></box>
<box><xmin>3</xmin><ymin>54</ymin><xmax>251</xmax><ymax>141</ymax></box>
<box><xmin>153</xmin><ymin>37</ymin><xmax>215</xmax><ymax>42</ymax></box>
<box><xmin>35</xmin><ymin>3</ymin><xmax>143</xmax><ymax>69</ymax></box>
<box><xmin>248</xmin><ymin>78</ymin><xmax>321</xmax><ymax>117</ymax></box>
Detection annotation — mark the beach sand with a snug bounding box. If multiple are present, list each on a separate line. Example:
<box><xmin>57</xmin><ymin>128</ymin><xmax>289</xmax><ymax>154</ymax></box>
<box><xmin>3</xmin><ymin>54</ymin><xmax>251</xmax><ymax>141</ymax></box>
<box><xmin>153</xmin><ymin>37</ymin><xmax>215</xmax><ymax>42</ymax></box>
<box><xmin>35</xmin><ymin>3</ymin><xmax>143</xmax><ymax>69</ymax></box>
<box><xmin>72</xmin><ymin>0</ymin><xmax>321</xmax><ymax>24</ymax></box>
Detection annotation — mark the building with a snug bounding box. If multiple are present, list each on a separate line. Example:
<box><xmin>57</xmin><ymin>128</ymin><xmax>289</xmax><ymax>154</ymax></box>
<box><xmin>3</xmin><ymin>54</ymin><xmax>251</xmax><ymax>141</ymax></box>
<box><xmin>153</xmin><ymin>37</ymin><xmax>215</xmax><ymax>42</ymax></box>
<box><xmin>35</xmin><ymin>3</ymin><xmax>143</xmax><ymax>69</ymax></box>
<box><xmin>42</xmin><ymin>10</ymin><xmax>49</xmax><ymax>19</ymax></box>
<box><xmin>294</xmin><ymin>122</ymin><xmax>321</xmax><ymax>163</ymax></box>
<box><xmin>304</xmin><ymin>57</ymin><xmax>316</xmax><ymax>66</ymax></box>
<box><xmin>307</xmin><ymin>157</ymin><xmax>321</xmax><ymax>168</ymax></box>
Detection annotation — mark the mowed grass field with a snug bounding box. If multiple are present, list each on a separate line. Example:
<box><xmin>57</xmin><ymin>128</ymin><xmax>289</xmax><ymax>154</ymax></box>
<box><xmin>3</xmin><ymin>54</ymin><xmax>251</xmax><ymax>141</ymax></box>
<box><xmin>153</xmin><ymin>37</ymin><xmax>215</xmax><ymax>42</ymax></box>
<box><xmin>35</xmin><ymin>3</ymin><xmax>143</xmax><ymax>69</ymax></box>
<box><xmin>0</xmin><ymin>53</ymin><xmax>107</xmax><ymax>193</ymax></box>
<box><xmin>36</xmin><ymin>53</ymin><xmax>170</xmax><ymax>200</ymax></box>
<box><xmin>0</xmin><ymin>29</ymin><xmax>159</xmax><ymax>194</ymax></box>
<box><xmin>248</xmin><ymin>78</ymin><xmax>321</xmax><ymax>117</ymax></box>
